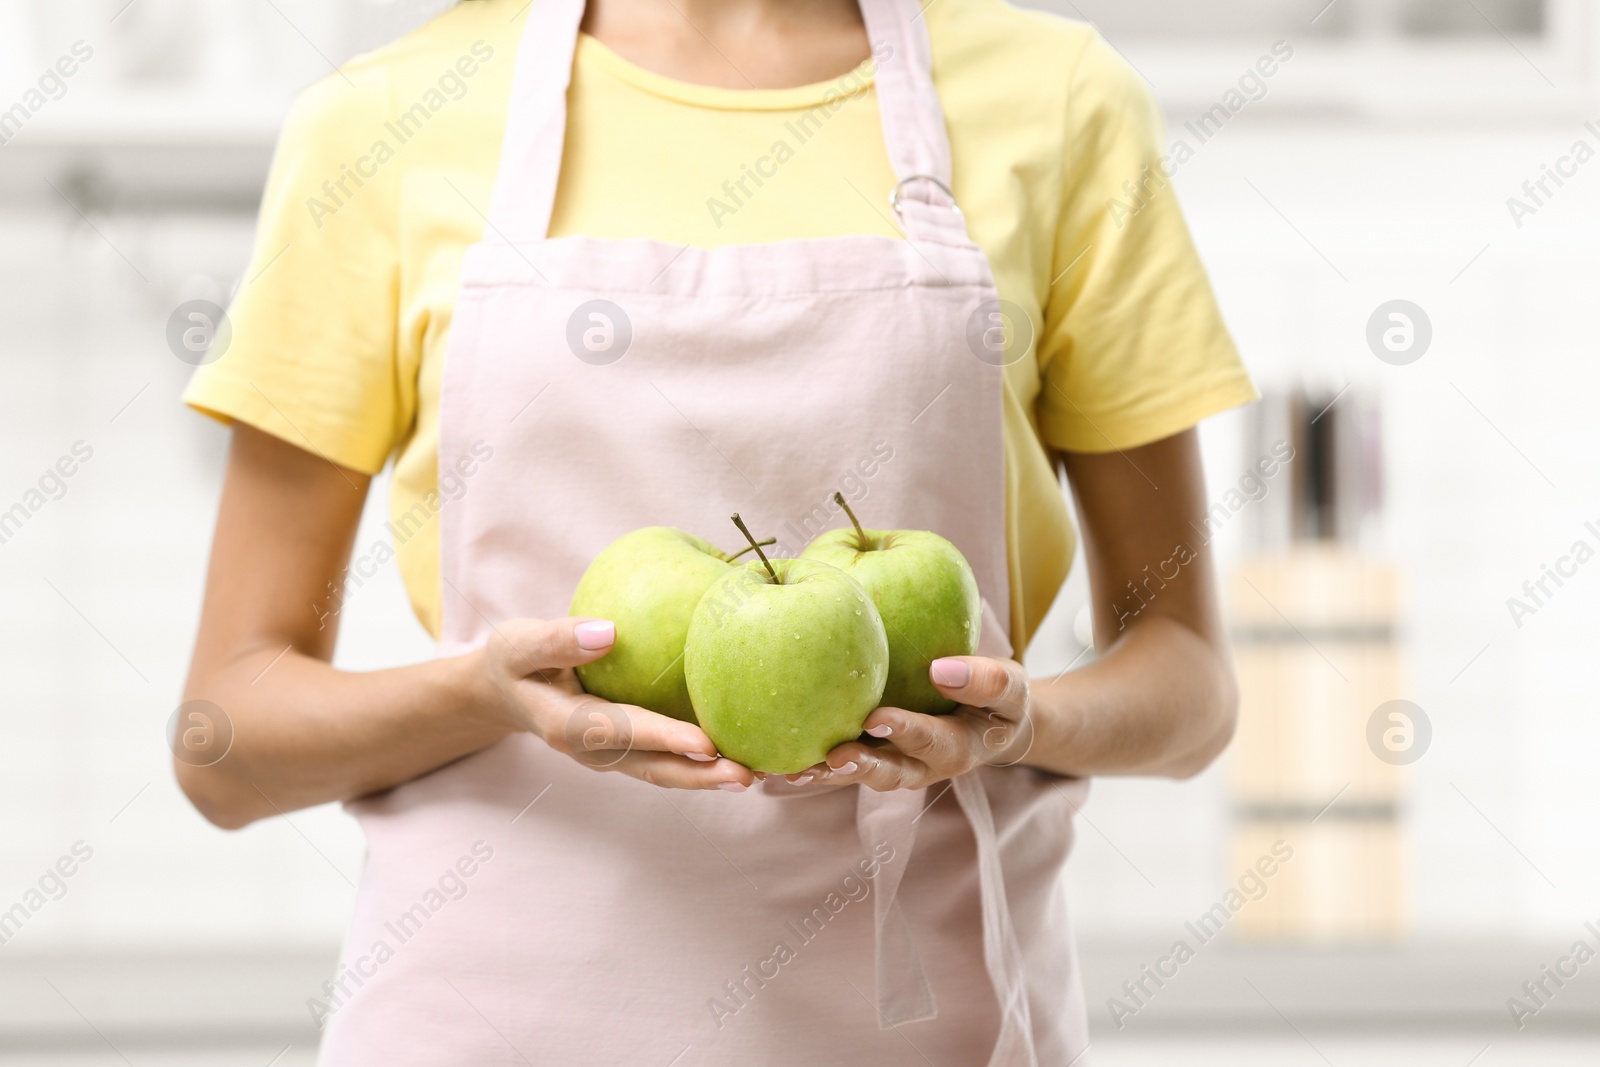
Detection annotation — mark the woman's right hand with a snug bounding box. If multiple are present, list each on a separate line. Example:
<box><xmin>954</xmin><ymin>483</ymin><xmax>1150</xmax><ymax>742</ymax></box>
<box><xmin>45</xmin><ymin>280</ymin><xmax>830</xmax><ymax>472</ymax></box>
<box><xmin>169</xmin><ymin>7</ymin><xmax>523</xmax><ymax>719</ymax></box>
<box><xmin>482</xmin><ymin>617</ymin><xmax>757</xmax><ymax>791</ymax></box>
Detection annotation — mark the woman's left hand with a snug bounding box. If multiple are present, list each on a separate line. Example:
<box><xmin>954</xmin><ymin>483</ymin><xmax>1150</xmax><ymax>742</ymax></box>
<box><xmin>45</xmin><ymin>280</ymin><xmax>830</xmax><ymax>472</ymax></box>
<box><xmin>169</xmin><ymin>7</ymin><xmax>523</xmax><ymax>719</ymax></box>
<box><xmin>783</xmin><ymin>656</ymin><xmax>1037</xmax><ymax>791</ymax></box>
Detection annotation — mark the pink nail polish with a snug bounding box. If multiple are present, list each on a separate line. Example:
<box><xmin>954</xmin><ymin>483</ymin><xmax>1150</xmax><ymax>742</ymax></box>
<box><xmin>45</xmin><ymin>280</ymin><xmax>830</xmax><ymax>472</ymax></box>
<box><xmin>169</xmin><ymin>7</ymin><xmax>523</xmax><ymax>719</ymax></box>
<box><xmin>930</xmin><ymin>658</ymin><xmax>970</xmax><ymax>687</ymax></box>
<box><xmin>865</xmin><ymin>724</ymin><xmax>893</xmax><ymax>738</ymax></box>
<box><xmin>832</xmin><ymin>761</ymin><xmax>859</xmax><ymax>775</ymax></box>
<box><xmin>793</xmin><ymin>773</ymin><xmax>815</xmax><ymax>785</ymax></box>
<box><xmin>683</xmin><ymin>752</ymin><xmax>716</xmax><ymax>762</ymax></box>
<box><xmin>575</xmin><ymin>620</ymin><xmax>615</xmax><ymax>650</ymax></box>
<box><xmin>717</xmin><ymin>781</ymin><xmax>747</xmax><ymax>793</ymax></box>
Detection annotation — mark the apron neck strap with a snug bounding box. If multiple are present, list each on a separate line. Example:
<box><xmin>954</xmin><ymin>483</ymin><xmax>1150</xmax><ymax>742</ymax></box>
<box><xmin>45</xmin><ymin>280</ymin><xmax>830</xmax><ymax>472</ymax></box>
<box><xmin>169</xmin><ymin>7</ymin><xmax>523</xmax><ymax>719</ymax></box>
<box><xmin>859</xmin><ymin>0</ymin><xmax>955</xmax><ymax>208</ymax></box>
<box><xmin>486</xmin><ymin>0</ymin><xmax>586</xmax><ymax>246</ymax></box>
<box><xmin>486</xmin><ymin>0</ymin><xmax>955</xmax><ymax>245</ymax></box>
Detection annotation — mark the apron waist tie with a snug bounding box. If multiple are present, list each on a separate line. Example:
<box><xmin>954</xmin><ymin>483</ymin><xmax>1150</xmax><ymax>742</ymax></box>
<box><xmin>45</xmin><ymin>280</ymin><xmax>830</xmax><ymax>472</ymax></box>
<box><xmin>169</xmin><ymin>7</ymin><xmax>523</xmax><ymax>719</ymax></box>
<box><xmin>855</xmin><ymin>786</ymin><xmax>937</xmax><ymax>1026</ymax></box>
<box><xmin>952</xmin><ymin>770</ymin><xmax>1038</xmax><ymax>1067</ymax></box>
<box><xmin>856</xmin><ymin>772</ymin><xmax>1038</xmax><ymax>1067</ymax></box>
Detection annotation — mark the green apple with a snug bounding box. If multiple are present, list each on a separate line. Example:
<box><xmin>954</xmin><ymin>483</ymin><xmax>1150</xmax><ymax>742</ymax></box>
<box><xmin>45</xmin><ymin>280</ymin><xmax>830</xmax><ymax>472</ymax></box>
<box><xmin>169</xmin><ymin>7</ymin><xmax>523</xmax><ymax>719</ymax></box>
<box><xmin>570</xmin><ymin>526</ymin><xmax>772</xmax><ymax>722</ymax></box>
<box><xmin>802</xmin><ymin>495</ymin><xmax>980</xmax><ymax>715</ymax></box>
<box><xmin>685</xmin><ymin>518</ymin><xmax>889</xmax><ymax>773</ymax></box>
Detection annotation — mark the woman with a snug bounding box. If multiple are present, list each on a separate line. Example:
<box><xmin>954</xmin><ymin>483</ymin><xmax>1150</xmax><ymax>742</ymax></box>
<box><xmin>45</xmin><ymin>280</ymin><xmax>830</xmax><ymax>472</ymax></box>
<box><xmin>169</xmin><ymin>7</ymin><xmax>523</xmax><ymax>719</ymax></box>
<box><xmin>178</xmin><ymin>0</ymin><xmax>1254</xmax><ymax>1062</ymax></box>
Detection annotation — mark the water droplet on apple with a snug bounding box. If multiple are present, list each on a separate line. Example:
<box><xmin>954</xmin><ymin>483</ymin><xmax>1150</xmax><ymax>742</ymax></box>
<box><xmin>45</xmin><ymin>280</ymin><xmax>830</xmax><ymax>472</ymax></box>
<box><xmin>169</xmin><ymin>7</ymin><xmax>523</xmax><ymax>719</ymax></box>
<box><xmin>793</xmin><ymin>632</ymin><xmax>801</xmax><ymax>639</ymax></box>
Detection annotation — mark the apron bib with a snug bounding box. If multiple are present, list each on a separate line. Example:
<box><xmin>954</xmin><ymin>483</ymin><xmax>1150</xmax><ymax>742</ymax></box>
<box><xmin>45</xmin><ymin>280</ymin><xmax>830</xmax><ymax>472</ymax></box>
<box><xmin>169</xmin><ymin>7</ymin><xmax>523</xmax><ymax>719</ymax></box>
<box><xmin>321</xmin><ymin>2</ymin><xmax>1089</xmax><ymax>1062</ymax></box>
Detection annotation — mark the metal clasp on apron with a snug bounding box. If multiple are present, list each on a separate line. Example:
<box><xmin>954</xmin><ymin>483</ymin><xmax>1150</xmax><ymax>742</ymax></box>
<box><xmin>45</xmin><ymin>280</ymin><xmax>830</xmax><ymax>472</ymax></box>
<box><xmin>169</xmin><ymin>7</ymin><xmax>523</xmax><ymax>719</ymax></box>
<box><xmin>890</xmin><ymin>174</ymin><xmax>959</xmax><ymax>214</ymax></box>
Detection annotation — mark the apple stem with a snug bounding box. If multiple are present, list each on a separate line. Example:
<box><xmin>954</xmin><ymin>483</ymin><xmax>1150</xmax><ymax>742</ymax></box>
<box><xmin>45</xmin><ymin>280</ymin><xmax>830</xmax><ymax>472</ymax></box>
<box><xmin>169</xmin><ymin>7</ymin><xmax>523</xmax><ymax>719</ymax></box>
<box><xmin>727</xmin><ymin>536</ymin><xmax>776</xmax><ymax>562</ymax></box>
<box><xmin>833</xmin><ymin>492</ymin><xmax>869</xmax><ymax>548</ymax></box>
<box><xmin>730</xmin><ymin>514</ymin><xmax>779</xmax><ymax>583</ymax></box>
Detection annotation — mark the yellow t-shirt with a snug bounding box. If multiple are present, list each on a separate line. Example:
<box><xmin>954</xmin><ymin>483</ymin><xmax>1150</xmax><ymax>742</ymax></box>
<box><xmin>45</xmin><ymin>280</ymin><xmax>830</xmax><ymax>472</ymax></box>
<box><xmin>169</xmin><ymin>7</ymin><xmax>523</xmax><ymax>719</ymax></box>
<box><xmin>184</xmin><ymin>0</ymin><xmax>1255</xmax><ymax>649</ymax></box>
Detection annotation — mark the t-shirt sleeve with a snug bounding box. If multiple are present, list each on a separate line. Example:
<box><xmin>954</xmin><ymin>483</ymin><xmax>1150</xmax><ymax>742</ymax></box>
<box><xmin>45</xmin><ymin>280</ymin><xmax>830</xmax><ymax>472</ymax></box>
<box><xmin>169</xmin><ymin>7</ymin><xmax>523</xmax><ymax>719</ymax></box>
<box><xmin>183</xmin><ymin>67</ymin><xmax>402</xmax><ymax>475</ymax></box>
<box><xmin>1035</xmin><ymin>30</ymin><xmax>1257</xmax><ymax>454</ymax></box>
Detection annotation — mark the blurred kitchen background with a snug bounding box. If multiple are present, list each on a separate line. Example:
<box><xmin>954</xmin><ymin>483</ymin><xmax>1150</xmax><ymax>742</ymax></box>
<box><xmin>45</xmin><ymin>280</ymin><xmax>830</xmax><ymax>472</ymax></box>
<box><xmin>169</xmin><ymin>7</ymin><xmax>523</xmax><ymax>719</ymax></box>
<box><xmin>2</xmin><ymin>0</ymin><xmax>1598</xmax><ymax>1063</ymax></box>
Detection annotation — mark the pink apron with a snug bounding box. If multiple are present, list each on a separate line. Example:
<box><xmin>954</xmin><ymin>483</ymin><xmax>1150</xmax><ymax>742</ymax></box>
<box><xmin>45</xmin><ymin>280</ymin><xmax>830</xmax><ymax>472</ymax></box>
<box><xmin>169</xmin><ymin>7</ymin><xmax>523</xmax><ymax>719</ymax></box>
<box><xmin>321</xmin><ymin>1</ymin><xmax>1089</xmax><ymax>1062</ymax></box>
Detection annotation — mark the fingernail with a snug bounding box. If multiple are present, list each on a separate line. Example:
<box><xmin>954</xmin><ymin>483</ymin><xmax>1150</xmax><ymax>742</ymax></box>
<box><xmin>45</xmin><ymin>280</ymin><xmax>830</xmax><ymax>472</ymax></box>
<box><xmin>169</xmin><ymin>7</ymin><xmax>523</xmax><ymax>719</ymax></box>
<box><xmin>717</xmin><ymin>781</ymin><xmax>747</xmax><ymax>793</ymax></box>
<box><xmin>793</xmin><ymin>773</ymin><xmax>814</xmax><ymax>785</ymax></box>
<box><xmin>683</xmin><ymin>752</ymin><xmax>716</xmax><ymax>762</ymax></box>
<box><xmin>930</xmin><ymin>658</ymin><xmax>970</xmax><ymax>687</ymax></box>
<box><xmin>865</xmin><ymin>724</ymin><xmax>893</xmax><ymax>738</ymax></box>
<box><xmin>831</xmin><ymin>761</ymin><xmax>859</xmax><ymax>775</ymax></box>
<box><xmin>576</xmin><ymin>620</ymin><xmax>615</xmax><ymax>650</ymax></box>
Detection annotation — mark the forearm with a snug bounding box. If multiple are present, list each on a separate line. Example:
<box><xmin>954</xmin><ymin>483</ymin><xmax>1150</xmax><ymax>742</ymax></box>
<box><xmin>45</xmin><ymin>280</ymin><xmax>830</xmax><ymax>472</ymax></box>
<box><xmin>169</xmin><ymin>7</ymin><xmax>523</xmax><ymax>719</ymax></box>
<box><xmin>177</xmin><ymin>644</ymin><xmax>507</xmax><ymax>829</ymax></box>
<box><xmin>1022</xmin><ymin>615</ymin><xmax>1238</xmax><ymax>779</ymax></box>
